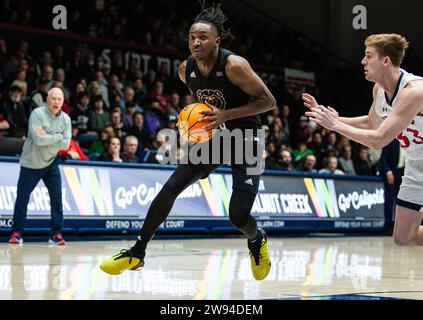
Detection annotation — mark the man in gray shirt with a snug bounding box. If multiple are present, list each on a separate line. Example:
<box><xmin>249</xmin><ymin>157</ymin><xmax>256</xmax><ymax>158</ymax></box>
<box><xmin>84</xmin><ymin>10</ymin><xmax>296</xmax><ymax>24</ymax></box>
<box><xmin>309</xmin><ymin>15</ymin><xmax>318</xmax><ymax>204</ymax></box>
<box><xmin>338</xmin><ymin>145</ymin><xmax>356</xmax><ymax>175</ymax></box>
<box><xmin>9</xmin><ymin>87</ymin><xmax>71</xmax><ymax>245</ymax></box>
<box><xmin>318</xmin><ymin>156</ymin><xmax>345</xmax><ymax>175</ymax></box>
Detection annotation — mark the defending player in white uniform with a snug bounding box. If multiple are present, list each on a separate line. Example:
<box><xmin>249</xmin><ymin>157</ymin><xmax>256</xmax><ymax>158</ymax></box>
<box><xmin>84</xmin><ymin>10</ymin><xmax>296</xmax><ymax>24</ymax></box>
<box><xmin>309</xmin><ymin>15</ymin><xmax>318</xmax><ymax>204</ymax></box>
<box><xmin>302</xmin><ymin>33</ymin><xmax>423</xmax><ymax>246</ymax></box>
<box><xmin>374</xmin><ymin>69</ymin><xmax>423</xmax><ymax>209</ymax></box>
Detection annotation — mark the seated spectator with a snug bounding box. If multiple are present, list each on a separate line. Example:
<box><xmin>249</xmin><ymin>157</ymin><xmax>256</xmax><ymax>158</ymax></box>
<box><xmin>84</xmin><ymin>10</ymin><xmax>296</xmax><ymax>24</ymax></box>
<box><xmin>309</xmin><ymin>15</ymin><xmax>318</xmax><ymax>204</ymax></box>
<box><xmin>108</xmin><ymin>74</ymin><xmax>124</xmax><ymax>106</ymax></box>
<box><xmin>41</xmin><ymin>64</ymin><xmax>54</xmax><ymax>88</ymax></box>
<box><xmin>355</xmin><ymin>145</ymin><xmax>375</xmax><ymax>175</ymax></box>
<box><xmin>128</xmin><ymin>59</ymin><xmax>142</xmax><ymax>82</ymax></box>
<box><xmin>157</xmin><ymin>62</ymin><xmax>171</xmax><ymax>90</ymax></box>
<box><xmin>144</xmin><ymin>100</ymin><xmax>165</xmax><ymax>137</ymax></box>
<box><xmin>119</xmin><ymin>72</ymin><xmax>129</xmax><ymax>87</ymax></box>
<box><xmin>308</xmin><ymin>131</ymin><xmax>325</xmax><ymax>170</ymax></box>
<box><xmin>182</xmin><ymin>94</ymin><xmax>195</xmax><ymax>106</ymax></box>
<box><xmin>319</xmin><ymin>156</ymin><xmax>344</xmax><ymax>175</ymax></box>
<box><xmin>70</xmin><ymin>82</ymin><xmax>87</xmax><ymax>107</ymax></box>
<box><xmin>119</xmin><ymin>87</ymin><xmax>142</xmax><ymax>112</ymax></box>
<box><xmin>0</xmin><ymin>111</ymin><xmax>10</xmax><ymax>138</ymax></box>
<box><xmin>88</xmin><ymin>125</ymin><xmax>115</xmax><ymax>160</ymax></box>
<box><xmin>276</xmin><ymin>117</ymin><xmax>290</xmax><ymax>145</ymax></box>
<box><xmin>126</xmin><ymin>112</ymin><xmax>154</xmax><ymax>150</ymax></box>
<box><xmin>298</xmin><ymin>154</ymin><xmax>317</xmax><ymax>173</ymax></box>
<box><xmin>292</xmin><ymin>142</ymin><xmax>313</xmax><ymax>165</ymax></box>
<box><xmin>262</xmin><ymin>124</ymin><xmax>270</xmax><ymax>141</ymax></box>
<box><xmin>110</xmin><ymin>107</ymin><xmax>125</xmax><ymax>139</ymax></box>
<box><xmin>165</xmin><ymin>114</ymin><xmax>178</xmax><ymax>131</ymax></box>
<box><xmin>86</xmin><ymin>51</ymin><xmax>97</xmax><ymax>75</ymax></box>
<box><xmin>281</xmin><ymin>105</ymin><xmax>292</xmax><ymax>142</ymax></box>
<box><xmin>1</xmin><ymin>85</ymin><xmax>27</xmax><ymax>138</ymax></box>
<box><xmin>101</xmin><ymin>63</ymin><xmax>111</xmax><ymax>81</ymax></box>
<box><xmin>89</xmin><ymin>96</ymin><xmax>110</xmax><ymax>132</ymax></box>
<box><xmin>27</xmin><ymin>78</ymin><xmax>49</xmax><ymax>115</ymax></box>
<box><xmin>71</xmin><ymin>91</ymin><xmax>91</xmax><ymax>134</ymax></box>
<box><xmin>265</xmin><ymin>104</ymin><xmax>281</xmax><ymax>127</ymax></box>
<box><xmin>294</xmin><ymin>115</ymin><xmax>313</xmax><ymax>147</ymax></box>
<box><xmin>98</xmin><ymin>137</ymin><xmax>123</xmax><ymax>162</ymax></box>
<box><xmin>2</xmin><ymin>53</ymin><xmax>19</xmax><ymax>83</ymax></box>
<box><xmin>278</xmin><ymin>143</ymin><xmax>292</xmax><ymax>156</ymax></box>
<box><xmin>336</xmin><ymin>136</ymin><xmax>352</xmax><ymax>155</ymax></box>
<box><xmin>58</xmin><ymin>123</ymin><xmax>88</xmax><ymax>161</ymax></box>
<box><xmin>72</xmin><ymin>91</ymin><xmax>98</xmax><ymax>148</ymax></box>
<box><xmin>148</xmin><ymin>81</ymin><xmax>169</xmax><ymax>113</ymax></box>
<box><xmin>88</xmin><ymin>80</ymin><xmax>103</xmax><ymax>103</ymax></box>
<box><xmin>122</xmin><ymin>102</ymin><xmax>137</xmax><ymax>131</ymax></box>
<box><xmin>21</xmin><ymin>60</ymin><xmax>37</xmax><ymax>95</ymax></box>
<box><xmin>53</xmin><ymin>45</ymin><xmax>66</xmax><ymax>69</ymax></box>
<box><xmin>338</xmin><ymin>145</ymin><xmax>356</xmax><ymax>175</ymax></box>
<box><xmin>54</xmin><ymin>68</ymin><xmax>71</xmax><ymax>98</ymax></box>
<box><xmin>10</xmin><ymin>69</ymin><xmax>28</xmax><ymax>96</ymax></box>
<box><xmin>268</xmin><ymin>120</ymin><xmax>289</xmax><ymax>147</ymax></box>
<box><xmin>277</xmin><ymin>150</ymin><xmax>295</xmax><ymax>171</ymax></box>
<box><xmin>264</xmin><ymin>142</ymin><xmax>279</xmax><ymax>170</ymax></box>
<box><xmin>167</xmin><ymin>92</ymin><xmax>182</xmax><ymax>116</ymax></box>
<box><xmin>145</xmin><ymin>69</ymin><xmax>157</xmax><ymax>91</ymax></box>
<box><xmin>133</xmin><ymin>76</ymin><xmax>148</xmax><ymax>106</ymax></box>
<box><xmin>121</xmin><ymin>135</ymin><xmax>140</xmax><ymax>163</ymax></box>
<box><xmin>94</xmin><ymin>70</ymin><xmax>109</xmax><ymax>108</ymax></box>
<box><xmin>324</xmin><ymin>132</ymin><xmax>339</xmax><ymax>157</ymax></box>
<box><xmin>37</xmin><ymin>49</ymin><xmax>52</xmax><ymax>67</ymax></box>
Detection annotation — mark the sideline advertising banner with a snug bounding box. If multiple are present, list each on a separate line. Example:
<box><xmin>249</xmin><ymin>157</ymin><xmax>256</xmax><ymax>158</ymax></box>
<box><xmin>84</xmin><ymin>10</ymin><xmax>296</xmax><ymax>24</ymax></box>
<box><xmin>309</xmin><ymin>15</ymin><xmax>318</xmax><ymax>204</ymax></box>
<box><xmin>0</xmin><ymin>160</ymin><xmax>384</xmax><ymax>233</ymax></box>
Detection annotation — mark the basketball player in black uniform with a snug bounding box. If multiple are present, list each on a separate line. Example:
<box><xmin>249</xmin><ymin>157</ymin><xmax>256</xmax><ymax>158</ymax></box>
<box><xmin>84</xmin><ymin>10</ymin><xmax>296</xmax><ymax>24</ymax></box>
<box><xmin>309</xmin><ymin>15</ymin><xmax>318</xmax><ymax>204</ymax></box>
<box><xmin>100</xmin><ymin>4</ymin><xmax>276</xmax><ymax>281</ymax></box>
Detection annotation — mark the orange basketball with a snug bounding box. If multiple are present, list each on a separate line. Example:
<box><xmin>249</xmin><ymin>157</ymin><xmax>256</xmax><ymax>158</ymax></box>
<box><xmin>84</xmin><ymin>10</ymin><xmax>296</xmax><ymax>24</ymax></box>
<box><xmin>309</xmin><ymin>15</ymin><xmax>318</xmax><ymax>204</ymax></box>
<box><xmin>177</xmin><ymin>103</ymin><xmax>215</xmax><ymax>143</ymax></box>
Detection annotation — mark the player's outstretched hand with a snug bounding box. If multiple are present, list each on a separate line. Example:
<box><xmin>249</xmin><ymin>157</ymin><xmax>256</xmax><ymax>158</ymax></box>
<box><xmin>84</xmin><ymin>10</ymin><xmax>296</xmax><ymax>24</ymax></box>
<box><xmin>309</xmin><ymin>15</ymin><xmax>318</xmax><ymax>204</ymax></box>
<box><xmin>302</xmin><ymin>93</ymin><xmax>319</xmax><ymax>110</ymax></box>
<box><xmin>305</xmin><ymin>105</ymin><xmax>339</xmax><ymax>130</ymax></box>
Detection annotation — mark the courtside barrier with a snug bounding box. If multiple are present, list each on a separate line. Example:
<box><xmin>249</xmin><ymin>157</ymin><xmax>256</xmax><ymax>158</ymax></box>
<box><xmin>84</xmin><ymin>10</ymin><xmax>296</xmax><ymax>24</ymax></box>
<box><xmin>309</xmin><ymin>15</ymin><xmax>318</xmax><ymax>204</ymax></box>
<box><xmin>0</xmin><ymin>157</ymin><xmax>384</xmax><ymax>235</ymax></box>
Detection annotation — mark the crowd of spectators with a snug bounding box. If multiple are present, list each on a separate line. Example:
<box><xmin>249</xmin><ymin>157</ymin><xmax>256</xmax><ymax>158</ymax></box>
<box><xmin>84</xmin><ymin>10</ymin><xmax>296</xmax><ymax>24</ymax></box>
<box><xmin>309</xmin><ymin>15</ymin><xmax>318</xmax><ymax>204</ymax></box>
<box><xmin>0</xmin><ymin>0</ymin><xmax>326</xmax><ymax>71</ymax></box>
<box><xmin>0</xmin><ymin>0</ymin><xmax>382</xmax><ymax>176</ymax></box>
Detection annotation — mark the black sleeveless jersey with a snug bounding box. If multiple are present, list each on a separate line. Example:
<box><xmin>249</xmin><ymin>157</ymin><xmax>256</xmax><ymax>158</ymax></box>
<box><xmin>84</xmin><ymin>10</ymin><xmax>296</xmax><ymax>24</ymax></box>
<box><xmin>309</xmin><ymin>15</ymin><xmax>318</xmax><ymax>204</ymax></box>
<box><xmin>185</xmin><ymin>48</ymin><xmax>261</xmax><ymax>130</ymax></box>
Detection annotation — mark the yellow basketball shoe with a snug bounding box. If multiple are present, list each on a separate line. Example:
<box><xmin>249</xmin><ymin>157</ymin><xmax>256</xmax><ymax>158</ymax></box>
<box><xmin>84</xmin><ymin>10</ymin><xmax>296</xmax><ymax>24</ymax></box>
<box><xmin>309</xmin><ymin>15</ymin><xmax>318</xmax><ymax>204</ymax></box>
<box><xmin>248</xmin><ymin>228</ymin><xmax>271</xmax><ymax>281</ymax></box>
<box><xmin>100</xmin><ymin>249</ymin><xmax>145</xmax><ymax>275</ymax></box>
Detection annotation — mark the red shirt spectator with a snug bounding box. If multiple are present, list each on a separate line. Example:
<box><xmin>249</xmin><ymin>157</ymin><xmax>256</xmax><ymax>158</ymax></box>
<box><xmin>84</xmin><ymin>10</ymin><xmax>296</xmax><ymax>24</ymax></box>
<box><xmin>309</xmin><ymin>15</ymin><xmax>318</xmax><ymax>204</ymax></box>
<box><xmin>294</xmin><ymin>116</ymin><xmax>313</xmax><ymax>147</ymax></box>
<box><xmin>148</xmin><ymin>81</ymin><xmax>169</xmax><ymax>113</ymax></box>
<box><xmin>61</xmin><ymin>95</ymin><xmax>73</xmax><ymax>116</ymax></box>
<box><xmin>0</xmin><ymin>112</ymin><xmax>10</xmax><ymax>139</ymax></box>
<box><xmin>58</xmin><ymin>140</ymin><xmax>88</xmax><ymax>160</ymax></box>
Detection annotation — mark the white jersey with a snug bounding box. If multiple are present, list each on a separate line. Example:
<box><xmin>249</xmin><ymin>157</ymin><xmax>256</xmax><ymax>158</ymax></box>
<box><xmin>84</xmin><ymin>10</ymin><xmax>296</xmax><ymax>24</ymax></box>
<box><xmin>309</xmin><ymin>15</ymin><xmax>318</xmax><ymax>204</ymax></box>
<box><xmin>375</xmin><ymin>68</ymin><xmax>423</xmax><ymax>160</ymax></box>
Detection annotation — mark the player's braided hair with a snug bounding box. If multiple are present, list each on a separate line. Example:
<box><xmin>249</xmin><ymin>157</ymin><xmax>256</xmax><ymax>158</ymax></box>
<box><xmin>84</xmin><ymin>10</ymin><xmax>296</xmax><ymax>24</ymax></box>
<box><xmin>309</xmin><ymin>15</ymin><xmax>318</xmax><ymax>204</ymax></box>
<box><xmin>194</xmin><ymin>1</ymin><xmax>233</xmax><ymax>40</ymax></box>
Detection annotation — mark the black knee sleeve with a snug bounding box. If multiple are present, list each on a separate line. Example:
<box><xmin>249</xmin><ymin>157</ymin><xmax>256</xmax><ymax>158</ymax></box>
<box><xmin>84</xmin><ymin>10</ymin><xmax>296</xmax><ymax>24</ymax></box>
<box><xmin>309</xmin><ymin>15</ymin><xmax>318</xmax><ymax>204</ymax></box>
<box><xmin>229</xmin><ymin>188</ymin><xmax>258</xmax><ymax>239</ymax></box>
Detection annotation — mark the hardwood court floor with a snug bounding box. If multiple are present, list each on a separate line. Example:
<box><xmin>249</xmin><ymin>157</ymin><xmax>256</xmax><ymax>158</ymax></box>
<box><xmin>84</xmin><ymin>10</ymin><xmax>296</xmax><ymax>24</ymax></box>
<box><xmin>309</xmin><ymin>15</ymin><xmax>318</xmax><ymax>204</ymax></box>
<box><xmin>0</xmin><ymin>236</ymin><xmax>422</xmax><ymax>300</ymax></box>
